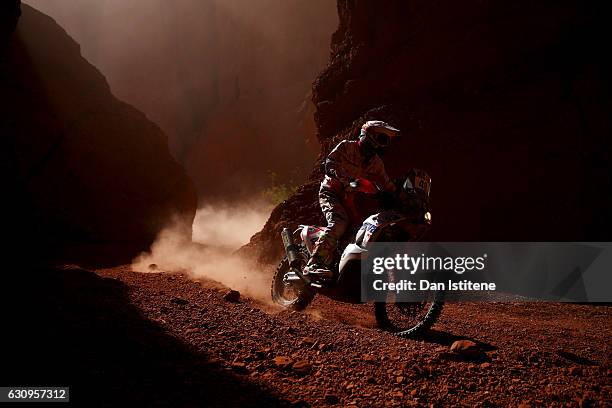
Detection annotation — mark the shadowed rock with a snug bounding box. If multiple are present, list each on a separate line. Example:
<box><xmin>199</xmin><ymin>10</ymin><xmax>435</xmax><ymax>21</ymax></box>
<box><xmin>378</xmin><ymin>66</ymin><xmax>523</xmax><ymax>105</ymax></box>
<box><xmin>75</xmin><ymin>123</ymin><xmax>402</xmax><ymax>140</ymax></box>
<box><xmin>247</xmin><ymin>0</ymin><xmax>612</xmax><ymax>262</ymax></box>
<box><xmin>1</xmin><ymin>3</ymin><xmax>196</xmax><ymax>257</ymax></box>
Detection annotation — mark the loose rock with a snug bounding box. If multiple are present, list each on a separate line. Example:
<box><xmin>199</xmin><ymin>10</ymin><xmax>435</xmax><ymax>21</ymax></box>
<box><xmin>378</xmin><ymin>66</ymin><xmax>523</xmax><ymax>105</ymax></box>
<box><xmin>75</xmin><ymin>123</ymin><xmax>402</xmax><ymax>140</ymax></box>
<box><xmin>223</xmin><ymin>289</ymin><xmax>240</xmax><ymax>303</ymax></box>
<box><xmin>301</xmin><ymin>337</ymin><xmax>317</xmax><ymax>347</ymax></box>
<box><xmin>273</xmin><ymin>356</ymin><xmax>294</xmax><ymax>369</ymax></box>
<box><xmin>450</xmin><ymin>340</ymin><xmax>482</xmax><ymax>359</ymax></box>
<box><xmin>292</xmin><ymin>360</ymin><xmax>312</xmax><ymax>374</ymax></box>
<box><xmin>171</xmin><ymin>297</ymin><xmax>189</xmax><ymax>306</ymax></box>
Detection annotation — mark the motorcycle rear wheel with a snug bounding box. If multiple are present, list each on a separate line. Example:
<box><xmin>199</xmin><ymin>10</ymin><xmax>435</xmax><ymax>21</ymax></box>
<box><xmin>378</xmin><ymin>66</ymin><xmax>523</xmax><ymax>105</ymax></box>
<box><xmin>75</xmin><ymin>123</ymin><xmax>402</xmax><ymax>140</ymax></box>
<box><xmin>271</xmin><ymin>254</ymin><xmax>315</xmax><ymax>311</ymax></box>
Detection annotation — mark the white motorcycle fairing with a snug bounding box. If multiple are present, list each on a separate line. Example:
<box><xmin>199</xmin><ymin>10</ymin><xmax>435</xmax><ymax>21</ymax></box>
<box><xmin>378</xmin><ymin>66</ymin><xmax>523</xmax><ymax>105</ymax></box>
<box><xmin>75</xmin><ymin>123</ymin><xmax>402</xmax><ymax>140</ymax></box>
<box><xmin>336</xmin><ymin>210</ymin><xmax>406</xmax><ymax>280</ymax></box>
<box><xmin>357</xmin><ymin>210</ymin><xmax>407</xmax><ymax>247</ymax></box>
<box><xmin>338</xmin><ymin>243</ymin><xmax>368</xmax><ymax>274</ymax></box>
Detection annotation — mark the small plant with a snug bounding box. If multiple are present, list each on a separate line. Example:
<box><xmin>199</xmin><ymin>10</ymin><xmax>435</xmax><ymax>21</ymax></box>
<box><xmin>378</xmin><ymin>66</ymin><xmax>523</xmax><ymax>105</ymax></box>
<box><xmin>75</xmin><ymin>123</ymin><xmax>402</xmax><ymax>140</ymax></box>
<box><xmin>261</xmin><ymin>170</ymin><xmax>298</xmax><ymax>207</ymax></box>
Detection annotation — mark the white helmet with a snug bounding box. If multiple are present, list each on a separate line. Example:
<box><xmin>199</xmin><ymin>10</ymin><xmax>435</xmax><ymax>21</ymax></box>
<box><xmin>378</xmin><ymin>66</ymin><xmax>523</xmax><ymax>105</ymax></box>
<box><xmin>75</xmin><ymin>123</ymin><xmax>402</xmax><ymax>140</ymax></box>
<box><xmin>360</xmin><ymin>120</ymin><xmax>401</xmax><ymax>149</ymax></box>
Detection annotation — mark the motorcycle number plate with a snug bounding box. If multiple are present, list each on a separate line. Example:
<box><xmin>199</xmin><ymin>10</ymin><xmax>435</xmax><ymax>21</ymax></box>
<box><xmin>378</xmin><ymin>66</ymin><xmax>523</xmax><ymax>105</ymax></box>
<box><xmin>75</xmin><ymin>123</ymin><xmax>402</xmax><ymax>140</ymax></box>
<box><xmin>414</xmin><ymin>175</ymin><xmax>431</xmax><ymax>195</ymax></box>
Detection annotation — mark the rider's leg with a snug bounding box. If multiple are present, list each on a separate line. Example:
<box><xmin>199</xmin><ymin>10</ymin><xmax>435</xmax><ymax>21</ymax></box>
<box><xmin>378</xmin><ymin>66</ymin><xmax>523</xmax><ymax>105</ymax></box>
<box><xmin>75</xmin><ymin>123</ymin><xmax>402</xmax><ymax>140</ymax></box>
<box><xmin>305</xmin><ymin>189</ymin><xmax>348</xmax><ymax>277</ymax></box>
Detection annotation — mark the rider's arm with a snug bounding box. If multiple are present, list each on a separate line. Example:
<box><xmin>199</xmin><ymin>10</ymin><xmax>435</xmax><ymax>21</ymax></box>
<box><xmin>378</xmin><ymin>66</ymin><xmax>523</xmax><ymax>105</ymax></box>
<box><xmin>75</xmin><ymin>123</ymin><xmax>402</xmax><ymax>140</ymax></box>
<box><xmin>369</xmin><ymin>156</ymin><xmax>395</xmax><ymax>192</ymax></box>
<box><xmin>324</xmin><ymin>141</ymin><xmax>354</xmax><ymax>184</ymax></box>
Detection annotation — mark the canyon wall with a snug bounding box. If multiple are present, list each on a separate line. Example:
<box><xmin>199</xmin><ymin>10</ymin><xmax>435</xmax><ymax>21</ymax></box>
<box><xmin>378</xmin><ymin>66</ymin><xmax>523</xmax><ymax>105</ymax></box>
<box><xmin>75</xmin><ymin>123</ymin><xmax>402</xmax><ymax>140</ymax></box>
<box><xmin>25</xmin><ymin>0</ymin><xmax>338</xmax><ymax>200</ymax></box>
<box><xmin>248</xmin><ymin>0</ymin><xmax>612</xmax><ymax>262</ymax></box>
<box><xmin>1</xmin><ymin>3</ymin><xmax>196</xmax><ymax>256</ymax></box>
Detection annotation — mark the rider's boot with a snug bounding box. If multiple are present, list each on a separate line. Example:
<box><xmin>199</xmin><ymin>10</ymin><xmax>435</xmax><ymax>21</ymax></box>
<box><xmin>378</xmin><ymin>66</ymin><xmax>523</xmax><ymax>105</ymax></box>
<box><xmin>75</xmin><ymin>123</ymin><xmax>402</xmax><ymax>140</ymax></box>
<box><xmin>305</xmin><ymin>236</ymin><xmax>336</xmax><ymax>280</ymax></box>
<box><xmin>303</xmin><ymin>258</ymin><xmax>333</xmax><ymax>280</ymax></box>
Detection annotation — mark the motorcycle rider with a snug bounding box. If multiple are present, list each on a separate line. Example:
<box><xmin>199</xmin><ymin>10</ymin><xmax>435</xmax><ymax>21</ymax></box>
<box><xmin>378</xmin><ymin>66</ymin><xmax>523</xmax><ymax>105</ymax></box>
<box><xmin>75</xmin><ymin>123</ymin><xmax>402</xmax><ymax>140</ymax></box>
<box><xmin>304</xmin><ymin>120</ymin><xmax>401</xmax><ymax>279</ymax></box>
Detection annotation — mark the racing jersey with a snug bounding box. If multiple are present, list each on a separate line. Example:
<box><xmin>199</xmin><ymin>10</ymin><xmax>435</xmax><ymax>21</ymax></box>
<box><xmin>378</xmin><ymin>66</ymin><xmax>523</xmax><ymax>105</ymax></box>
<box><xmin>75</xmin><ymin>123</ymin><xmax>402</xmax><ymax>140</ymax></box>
<box><xmin>321</xmin><ymin>140</ymin><xmax>390</xmax><ymax>193</ymax></box>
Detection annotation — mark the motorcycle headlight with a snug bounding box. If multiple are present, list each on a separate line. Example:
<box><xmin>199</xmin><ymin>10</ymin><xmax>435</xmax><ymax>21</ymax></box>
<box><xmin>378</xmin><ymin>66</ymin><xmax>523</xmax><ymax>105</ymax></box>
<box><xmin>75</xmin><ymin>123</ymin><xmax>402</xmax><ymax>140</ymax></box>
<box><xmin>424</xmin><ymin>211</ymin><xmax>432</xmax><ymax>223</ymax></box>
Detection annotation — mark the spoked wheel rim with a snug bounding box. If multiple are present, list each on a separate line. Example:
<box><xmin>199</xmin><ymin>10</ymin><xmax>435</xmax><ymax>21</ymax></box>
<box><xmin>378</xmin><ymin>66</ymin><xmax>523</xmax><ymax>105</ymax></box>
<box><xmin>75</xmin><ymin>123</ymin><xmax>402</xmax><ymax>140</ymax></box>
<box><xmin>274</xmin><ymin>270</ymin><xmax>302</xmax><ymax>305</ymax></box>
<box><xmin>271</xmin><ymin>249</ymin><xmax>314</xmax><ymax>310</ymax></box>
<box><xmin>381</xmin><ymin>299</ymin><xmax>437</xmax><ymax>329</ymax></box>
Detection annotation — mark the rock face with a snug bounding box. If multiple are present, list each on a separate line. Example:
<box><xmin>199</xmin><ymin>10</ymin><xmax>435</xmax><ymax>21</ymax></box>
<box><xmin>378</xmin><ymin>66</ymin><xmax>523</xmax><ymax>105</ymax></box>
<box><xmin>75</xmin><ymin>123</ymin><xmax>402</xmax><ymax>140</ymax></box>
<box><xmin>248</xmin><ymin>0</ymin><xmax>612</xmax><ymax>262</ymax></box>
<box><xmin>1</xmin><ymin>3</ymin><xmax>196</xmax><ymax>253</ymax></box>
<box><xmin>26</xmin><ymin>0</ymin><xmax>338</xmax><ymax>199</ymax></box>
<box><xmin>0</xmin><ymin>1</ymin><xmax>20</xmax><ymax>37</ymax></box>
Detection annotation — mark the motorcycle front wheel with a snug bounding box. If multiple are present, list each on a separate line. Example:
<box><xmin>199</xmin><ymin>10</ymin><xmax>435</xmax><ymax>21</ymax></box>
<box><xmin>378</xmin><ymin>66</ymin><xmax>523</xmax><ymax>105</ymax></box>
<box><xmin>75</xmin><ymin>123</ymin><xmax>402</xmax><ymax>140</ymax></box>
<box><xmin>372</xmin><ymin>226</ymin><xmax>444</xmax><ymax>337</ymax></box>
<box><xmin>374</xmin><ymin>299</ymin><xmax>444</xmax><ymax>338</ymax></box>
<box><xmin>271</xmin><ymin>254</ymin><xmax>315</xmax><ymax>311</ymax></box>
<box><xmin>374</xmin><ymin>268</ymin><xmax>444</xmax><ymax>338</ymax></box>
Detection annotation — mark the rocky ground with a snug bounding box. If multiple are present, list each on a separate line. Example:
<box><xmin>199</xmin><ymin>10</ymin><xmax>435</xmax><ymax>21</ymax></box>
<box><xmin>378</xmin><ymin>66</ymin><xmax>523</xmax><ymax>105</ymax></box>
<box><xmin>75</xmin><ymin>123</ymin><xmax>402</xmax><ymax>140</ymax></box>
<box><xmin>3</xmin><ymin>263</ymin><xmax>610</xmax><ymax>407</ymax></box>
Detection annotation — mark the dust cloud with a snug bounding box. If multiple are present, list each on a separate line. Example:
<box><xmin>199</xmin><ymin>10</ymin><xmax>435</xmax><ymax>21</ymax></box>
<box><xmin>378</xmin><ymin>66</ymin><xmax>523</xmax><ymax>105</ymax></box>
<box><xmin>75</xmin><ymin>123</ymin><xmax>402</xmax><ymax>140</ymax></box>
<box><xmin>192</xmin><ymin>204</ymin><xmax>269</xmax><ymax>250</ymax></box>
<box><xmin>24</xmin><ymin>0</ymin><xmax>336</xmax><ymax>200</ymax></box>
<box><xmin>132</xmin><ymin>201</ymin><xmax>274</xmax><ymax>302</ymax></box>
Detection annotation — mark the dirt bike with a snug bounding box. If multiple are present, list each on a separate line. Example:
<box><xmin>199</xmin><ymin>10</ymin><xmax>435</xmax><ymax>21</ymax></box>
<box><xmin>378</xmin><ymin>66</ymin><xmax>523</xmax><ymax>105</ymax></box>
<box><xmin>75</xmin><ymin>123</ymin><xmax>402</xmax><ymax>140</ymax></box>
<box><xmin>271</xmin><ymin>169</ymin><xmax>444</xmax><ymax>338</ymax></box>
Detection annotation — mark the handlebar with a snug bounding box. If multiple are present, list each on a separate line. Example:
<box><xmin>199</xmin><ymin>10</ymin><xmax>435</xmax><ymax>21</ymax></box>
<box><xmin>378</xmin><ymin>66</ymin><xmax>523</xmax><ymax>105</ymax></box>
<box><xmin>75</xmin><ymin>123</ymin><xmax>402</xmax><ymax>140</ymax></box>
<box><xmin>347</xmin><ymin>178</ymin><xmax>379</xmax><ymax>194</ymax></box>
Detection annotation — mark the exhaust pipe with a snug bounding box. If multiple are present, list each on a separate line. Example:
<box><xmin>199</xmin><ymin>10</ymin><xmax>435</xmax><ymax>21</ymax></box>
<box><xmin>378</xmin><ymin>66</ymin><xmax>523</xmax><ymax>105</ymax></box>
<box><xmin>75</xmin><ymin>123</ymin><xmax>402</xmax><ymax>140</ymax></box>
<box><xmin>281</xmin><ymin>228</ymin><xmax>301</xmax><ymax>268</ymax></box>
<box><xmin>281</xmin><ymin>227</ymin><xmax>317</xmax><ymax>288</ymax></box>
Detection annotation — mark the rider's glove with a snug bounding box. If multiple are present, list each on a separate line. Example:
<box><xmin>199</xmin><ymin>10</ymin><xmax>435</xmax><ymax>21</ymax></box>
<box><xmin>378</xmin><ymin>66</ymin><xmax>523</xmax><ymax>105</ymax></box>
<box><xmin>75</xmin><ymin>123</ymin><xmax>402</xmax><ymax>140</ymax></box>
<box><xmin>348</xmin><ymin>178</ymin><xmax>378</xmax><ymax>194</ymax></box>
